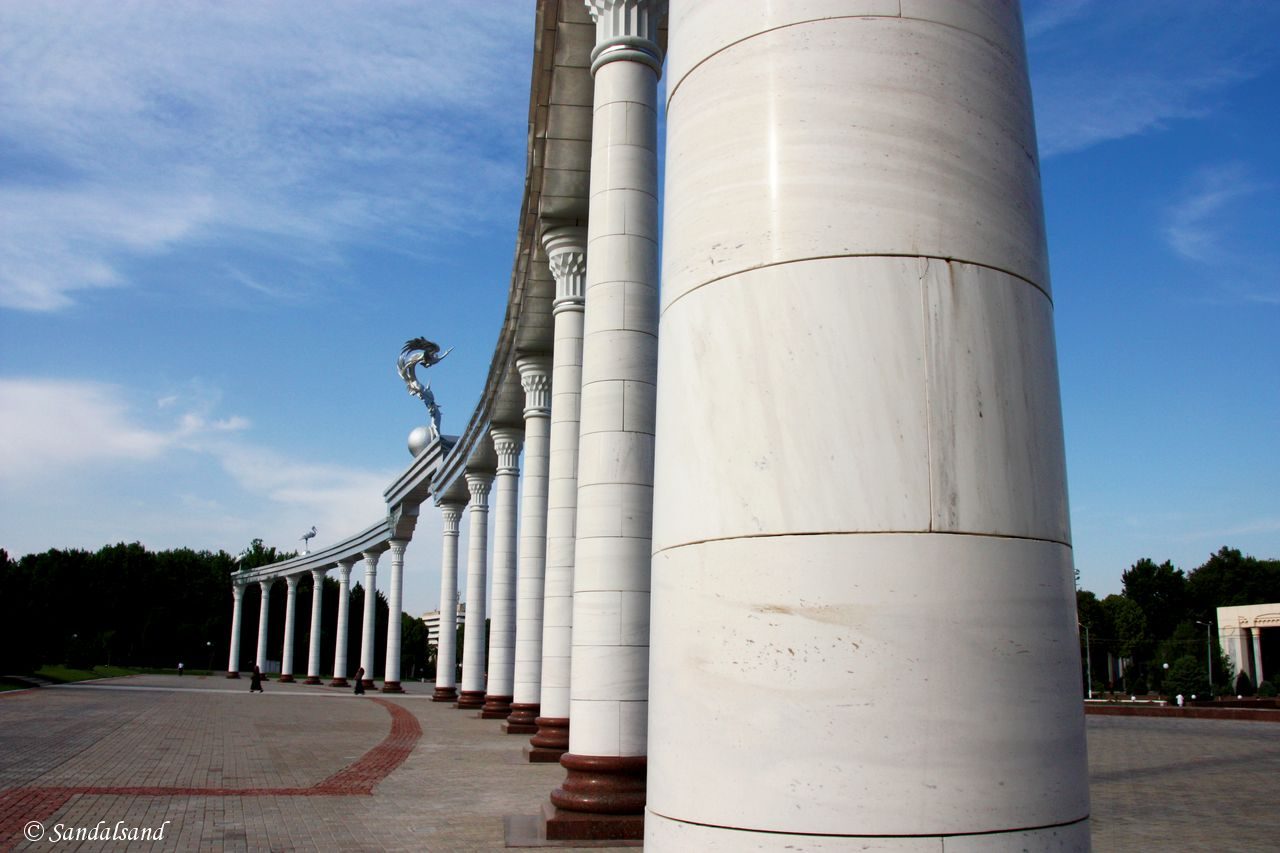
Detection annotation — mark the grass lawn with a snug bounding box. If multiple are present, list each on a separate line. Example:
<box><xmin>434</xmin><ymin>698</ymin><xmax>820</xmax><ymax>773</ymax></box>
<box><xmin>34</xmin><ymin>664</ymin><xmax>141</xmax><ymax>683</ymax></box>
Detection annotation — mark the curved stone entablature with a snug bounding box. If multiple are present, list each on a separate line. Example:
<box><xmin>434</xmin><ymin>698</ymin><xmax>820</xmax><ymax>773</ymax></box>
<box><xmin>235</xmin><ymin>0</ymin><xmax>596</xmax><ymax>575</ymax></box>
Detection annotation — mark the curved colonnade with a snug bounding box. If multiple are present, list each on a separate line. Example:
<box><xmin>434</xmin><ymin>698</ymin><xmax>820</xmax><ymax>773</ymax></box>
<box><xmin>227</xmin><ymin>1</ymin><xmax>1091</xmax><ymax>849</ymax></box>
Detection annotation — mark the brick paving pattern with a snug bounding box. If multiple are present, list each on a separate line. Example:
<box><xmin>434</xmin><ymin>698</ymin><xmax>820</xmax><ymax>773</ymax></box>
<box><xmin>1</xmin><ymin>675</ymin><xmax>1277</xmax><ymax>850</ymax></box>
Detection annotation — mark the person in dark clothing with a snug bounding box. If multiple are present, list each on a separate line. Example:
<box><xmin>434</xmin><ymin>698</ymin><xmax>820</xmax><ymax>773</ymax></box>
<box><xmin>353</xmin><ymin>666</ymin><xmax>365</xmax><ymax>695</ymax></box>
<box><xmin>249</xmin><ymin>665</ymin><xmax>264</xmax><ymax>693</ymax></box>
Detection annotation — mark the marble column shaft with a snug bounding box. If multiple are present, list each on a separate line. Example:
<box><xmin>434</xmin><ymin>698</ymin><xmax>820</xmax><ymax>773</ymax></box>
<box><xmin>279</xmin><ymin>574</ymin><xmax>300</xmax><ymax>682</ymax></box>
<box><xmin>382</xmin><ymin>540</ymin><xmax>408</xmax><ymax>692</ymax></box>
<box><xmin>433</xmin><ymin>501</ymin><xmax>466</xmax><ymax>701</ymax></box>
<box><xmin>459</xmin><ymin>471</ymin><xmax>494</xmax><ymax>707</ymax></box>
<box><xmin>535</xmin><ymin>227</ymin><xmax>588</xmax><ymax>755</ymax></box>
<box><xmin>226</xmin><ymin>583</ymin><xmax>245</xmax><ymax>677</ymax></box>
<box><xmin>359</xmin><ymin>550</ymin><xmax>380</xmax><ymax>685</ymax></box>
<box><xmin>330</xmin><ymin>559</ymin><xmax>355</xmax><ymax>686</ymax></box>
<box><xmin>483</xmin><ymin>429</ymin><xmax>524</xmax><ymax>719</ymax></box>
<box><xmin>305</xmin><ymin>567</ymin><xmax>327</xmax><ymax>684</ymax></box>
<box><xmin>255</xmin><ymin>579</ymin><xmax>272</xmax><ymax>674</ymax></box>
<box><xmin>548</xmin><ymin>0</ymin><xmax>664</xmax><ymax>832</ymax></box>
<box><xmin>646</xmin><ymin>2</ymin><xmax>1089</xmax><ymax>849</ymax></box>
<box><xmin>509</xmin><ymin>356</ymin><xmax>553</xmax><ymax>731</ymax></box>
<box><xmin>1253</xmin><ymin>628</ymin><xmax>1266</xmax><ymax>685</ymax></box>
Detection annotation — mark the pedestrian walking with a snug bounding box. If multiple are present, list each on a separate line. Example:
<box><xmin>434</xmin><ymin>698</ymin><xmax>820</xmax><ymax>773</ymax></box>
<box><xmin>250</xmin><ymin>664</ymin><xmax>265</xmax><ymax>693</ymax></box>
<box><xmin>353</xmin><ymin>666</ymin><xmax>365</xmax><ymax>695</ymax></box>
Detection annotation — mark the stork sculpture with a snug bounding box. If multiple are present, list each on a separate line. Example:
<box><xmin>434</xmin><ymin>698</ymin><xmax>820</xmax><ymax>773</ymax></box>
<box><xmin>398</xmin><ymin>337</ymin><xmax>452</xmax><ymax>440</ymax></box>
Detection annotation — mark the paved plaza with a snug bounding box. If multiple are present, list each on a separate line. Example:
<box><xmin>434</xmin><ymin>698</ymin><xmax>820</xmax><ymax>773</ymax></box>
<box><xmin>0</xmin><ymin>676</ymin><xmax>1276</xmax><ymax>851</ymax></box>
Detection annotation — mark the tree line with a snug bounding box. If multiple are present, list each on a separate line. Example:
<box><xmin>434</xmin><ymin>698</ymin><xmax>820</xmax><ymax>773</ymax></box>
<box><xmin>0</xmin><ymin>539</ymin><xmax>433</xmax><ymax>682</ymax></box>
<box><xmin>1076</xmin><ymin>546</ymin><xmax>1280</xmax><ymax>698</ymax></box>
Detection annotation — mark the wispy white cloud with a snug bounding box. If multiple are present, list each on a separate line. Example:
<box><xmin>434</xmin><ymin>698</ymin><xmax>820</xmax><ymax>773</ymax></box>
<box><xmin>0</xmin><ymin>1</ymin><xmax>532</xmax><ymax>311</ymax></box>
<box><xmin>1026</xmin><ymin>1</ymin><xmax>1280</xmax><ymax>157</ymax></box>
<box><xmin>1162</xmin><ymin>162</ymin><xmax>1280</xmax><ymax>304</ymax></box>
<box><xmin>0</xmin><ymin>376</ymin><xmax>391</xmax><ymax>553</ymax></box>
<box><xmin>1163</xmin><ymin>163</ymin><xmax>1259</xmax><ymax>263</ymax></box>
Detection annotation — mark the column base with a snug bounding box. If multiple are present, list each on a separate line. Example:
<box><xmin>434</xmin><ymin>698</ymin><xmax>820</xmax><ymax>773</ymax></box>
<box><xmin>380</xmin><ymin>681</ymin><xmax>404</xmax><ymax>693</ymax></box>
<box><xmin>278</xmin><ymin>674</ymin><xmax>295</xmax><ymax>683</ymax></box>
<box><xmin>524</xmin><ymin>745</ymin><xmax>566</xmax><ymax>763</ymax></box>
<box><xmin>456</xmin><ymin>690</ymin><xmax>485</xmax><ymax>709</ymax></box>
<box><xmin>303</xmin><ymin>676</ymin><xmax>322</xmax><ymax>685</ymax></box>
<box><xmin>481</xmin><ymin>693</ymin><xmax>513</xmax><ymax>719</ymax></box>
<box><xmin>329</xmin><ymin>677</ymin><xmax>349</xmax><ymax>687</ymax></box>
<box><xmin>432</xmin><ymin>686</ymin><xmax>458</xmax><ymax>702</ymax></box>
<box><xmin>550</xmin><ymin>753</ymin><xmax>646</xmax><ymax>815</ymax></box>
<box><xmin>542</xmin><ymin>802</ymin><xmax>644</xmax><ymax>842</ymax></box>
<box><xmin>531</xmin><ymin>716</ymin><xmax>570</xmax><ymax>753</ymax></box>
<box><xmin>225</xmin><ymin>671</ymin><xmax>240</xmax><ymax>679</ymax></box>
<box><xmin>505</xmin><ymin>702</ymin><xmax>539</xmax><ymax>733</ymax></box>
<box><xmin>360</xmin><ymin>679</ymin><xmax>375</xmax><ymax>689</ymax></box>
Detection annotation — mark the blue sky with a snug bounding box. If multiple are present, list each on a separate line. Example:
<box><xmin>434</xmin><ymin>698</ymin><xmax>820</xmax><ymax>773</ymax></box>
<box><xmin>1</xmin><ymin>1</ymin><xmax>1277</xmax><ymax>615</ymax></box>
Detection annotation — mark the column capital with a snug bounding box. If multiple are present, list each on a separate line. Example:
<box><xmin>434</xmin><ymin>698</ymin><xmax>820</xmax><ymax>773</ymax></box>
<box><xmin>285</xmin><ymin>574</ymin><xmax>301</xmax><ymax>591</ymax></box>
<box><xmin>362</xmin><ymin>550</ymin><xmax>381</xmax><ymax>571</ymax></box>
<box><xmin>440</xmin><ymin>501</ymin><xmax>466</xmax><ymax>533</ymax></box>
<box><xmin>388</xmin><ymin>539</ymin><xmax>408</xmax><ymax>559</ymax></box>
<box><xmin>517</xmin><ymin>355</ymin><xmax>553</xmax><ymax>417</ymax></box>
<box><xmin>585</xmin><ymin>0</ymin><xmax>666</xmax><ymax>77</ymax></box>
<box><xmin>259</xmin><ymin>579</ymin><xmax>273</xmax><ymax>594</ymax></box>
<box><xmin>232</xmin><ymin>582</ymin><xmax>246</xmax><ymax>600</ymax></box>
<box><xmin>336</xmin><ymin>558</ymin><xmax>357</xmax><ymax>582</ymax></box>
<box><xmin>466</xmin><ymin>470</ymin><xmax>494</xmax><ymax>505</ymax></box>
<box><xmin>544</xmin><ymin>224</ymin><xmax>587</xmax><ymax>311</ymax></box>
<box><xmin>310</xmin><ymin>566</ymin><xmax>328</xmax><ymax>583</ymax></box>
<box><xmin>491</xmin><ymin>427</ymin><xmax>524</xmax><ymax>473</ymax></box>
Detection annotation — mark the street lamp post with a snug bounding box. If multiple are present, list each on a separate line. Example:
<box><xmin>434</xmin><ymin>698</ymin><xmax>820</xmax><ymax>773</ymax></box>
<box><xmin>1196</xmin><ymin>620</ymin><xmax>1214</xmax><ymax>698</ymax></box>
<box><xmin>206</xmin><ymin>641</ymin><xmax>214</xmax><ymax>672</ymax></box>
<box><xmin>1079</xmin><ymin>622</ymin><xmax>1092</xmax><ymax>699</ymax></box>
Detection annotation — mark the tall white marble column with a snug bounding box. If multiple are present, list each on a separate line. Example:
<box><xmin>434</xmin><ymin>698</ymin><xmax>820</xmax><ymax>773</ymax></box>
<box><xmin>305</xmin><ymin>567</ymin><xmax>327</xmax><ymax>684</ymax></box>
<box><xmin>508</xmin><ymin>356</ymin><xmax>553</xmax><ymax>734</ymax></box>
<box><xmin>381</xmin><ymin>539</ymin><xmax>408</xmax><ymax>693</ymax></box>
<box><xmin>546</xmin><ymin>1</ymin><xmax>664</xmax><ymax>839</ymax></box>
<box><xmin>278</xmin><ymin>574</ymin><xmax>300</xmax><ymax>682</ymax></box>
<box><xmin>1253</xmin><ymin>628</ymin><xmax>1266</xmax><ymax>685</ymax></box>
<box><xmin>646</xmin><ymin>2</ymin><xmax>1090</xmax><ymax>849</ymax></box>
<box><xmin>254</xmin><ymin>579</ymin><xmax>273</xmax><ymax>677</ymax></box>
<box><xmin>226</xmin><ymin>581</ymin><xmax>246</xmax><ymax>678</ymax></box>
<box><xmin>458</xmin><ymin>470</ymin><xmax>494</xmax><ymax>709</ymax></box>
<box><xmin>483</xmin><ymin>428</ymin><xmax>524</xmax><ymax>720</ymax></box>
<box><xmin>330</xmin><ymin>558</ymin><xmax>356</xmax><ymax>686</ymax></box>
<box><xmin>359</xmin><ymin>549</ymin><xmax>381</xmax><ymax>687</ymax></box>
<box><xmin>532</xmin><ymin>226</ymin><xmax>588</xmax><ymax>760</ymax></box>
<box><xmin>433</xmin><ymin>501</ymin><xmax>467</xmax><ymax>702</ymax></box>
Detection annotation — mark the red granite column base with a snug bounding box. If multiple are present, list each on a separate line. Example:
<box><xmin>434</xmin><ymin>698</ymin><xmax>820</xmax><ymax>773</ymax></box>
<box><xmin>278</xmin><ymin>674</ymin><xmax>295</xmax><ymax>683</ymax></box>
<box><xmin>550</xmin><ymin>753</ymin><xmax>646</xmax><ymax>816</ymax></box>
<box><xmin>542</xmin><ymin>802</ymin><xmax>644</xmax><ymax>842</ymax></box>
<box><xmin>380</xmin><ymin>681</ymin><xmax>404</xmax><ymax>693</ymax></box>
<box><xmin>360</xmin><ymin>679</ymin><xmax>375</xmax><ymax>689</ymax></box>
<box><xmin>456</xmin><ymin>690</ymin><xmax>485</xmax><ymax>709</ymax></box>
<box><xmin>504</xmin><ymin>702</ymin><xmax>539</xmax><ymax>734</ymax></box>
<box><xmin>225</xmin><ymin>671</ymin><xmax>240</xmax><ymax>679</ymax></box>
<box><xmin>481</xmin><ymin>694</ymin><xmax>513</xmax><ymax>719</ymax></box>
<box><xmin>530</xmin><ymin>716</ymin><xmax>569</xmax><ymax>753</ymax></box>
<box><xmin>329</xmin><ymin>677</ymin><xmax>349</xmax><ymax>687</ymax></box>
<box><xmin>431</xmin><ymin>686</ymin><xmax>458</xmax><ymax>702</ymax></box>
<box><xmin>524</xmin><ymin>746</ymin><xmax>566</xmax><ymax>763</ymax></box>
<box><xmin>303</xmin><ymin>676</ymin><xmax>322</xmax><ymax>685</ymax></box>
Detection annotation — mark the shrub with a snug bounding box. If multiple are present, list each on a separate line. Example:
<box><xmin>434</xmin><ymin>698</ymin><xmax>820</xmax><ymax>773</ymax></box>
<box><xmin>1258</xmin><ymin>680</ymin><xmax>1277</xmax><ymax>698</ymax></box>
<box><xmin>1164</xmin><ymin>655</ymin><xmax>1210</xmax><ymax>700</ymax></box>
<box><xmin>1234</xmin><ymin>670</ymin><xmax>1255</xmax><ymax>697</ymax></box>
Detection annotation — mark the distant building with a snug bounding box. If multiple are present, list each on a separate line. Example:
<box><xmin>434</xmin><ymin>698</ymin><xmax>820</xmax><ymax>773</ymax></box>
<box><xmin>422</xmin><ymin>602</ymin><xmax>465</xmax><ymax>649</ymax></box>
<box><xmin>1218</xmin><ymin>602</ymin><xmax>1280</xmax><ymax>686</ymax></box>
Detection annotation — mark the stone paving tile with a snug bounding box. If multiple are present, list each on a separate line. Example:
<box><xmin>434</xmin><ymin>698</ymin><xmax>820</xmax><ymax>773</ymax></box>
<box><xmin>2</xmin><ymin>676</ymin><xmax>1277</xmax><ymax>851</ymax></box>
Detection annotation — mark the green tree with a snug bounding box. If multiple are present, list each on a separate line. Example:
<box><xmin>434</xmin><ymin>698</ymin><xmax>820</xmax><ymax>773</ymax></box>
<box><xmin>1121</xmin><ymin>558</ymin><xmax>1187</xmax><ymax>643</ymax></box>
<box><xmin>1186</xmin><ymin>547</ymin><xmax>1280</xmax><ymax>622</ymax></box>
<box><xmin>1165</xmin><ymin>655</ymin><xmax>1209</xmax><ymax>700</ymax></box>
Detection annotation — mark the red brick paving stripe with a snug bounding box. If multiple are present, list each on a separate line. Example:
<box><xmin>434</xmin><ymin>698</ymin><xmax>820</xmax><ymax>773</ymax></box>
<box><xmin>0</xmin><ymin>697</ymin><xmax>421</xmax><ymax>851</ymax></box>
